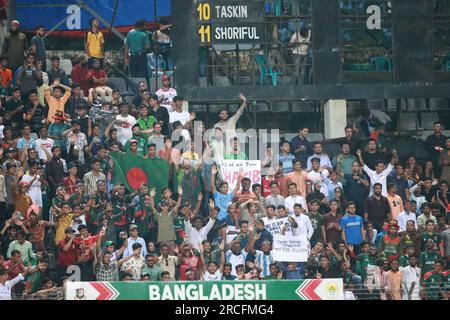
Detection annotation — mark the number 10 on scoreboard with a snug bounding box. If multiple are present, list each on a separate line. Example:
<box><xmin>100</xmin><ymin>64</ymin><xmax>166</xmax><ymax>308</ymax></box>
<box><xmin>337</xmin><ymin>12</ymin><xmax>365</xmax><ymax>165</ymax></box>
<box><xmin>197</xmin><ymin>2</ymin><xmax>212</xmax><ymax>44</ymax></box>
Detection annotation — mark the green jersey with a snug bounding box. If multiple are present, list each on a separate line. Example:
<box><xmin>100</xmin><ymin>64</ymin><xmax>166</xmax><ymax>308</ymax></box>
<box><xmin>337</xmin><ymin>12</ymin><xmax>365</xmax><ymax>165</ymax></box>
<box><xmin>173</xmin><ymin>215</ymin><xmax>186</xmax><ymax>245</ymax></box>
<box><xmin>124</xmin><ymin>136</ymin><xmax>148</xmax><ymax>156</ymax></box>
<box><xmin>356</xmin><ymin>253</ymin><xmax>370</xmax><ymax>278</ymax></box>
<box><xmin>141</xmin><ymin>264</ymin><xmax>162</xmax><ymax>281</ymax></box>
<box><xmin>136</xmin><ymin>116</ymin><xmax>157</xmax><ymax>140</ymax></box>
<box><xmin>418</xmin><ymin>251</ymin><xmax>440</xmax><ymax>275</ymax></box>
<box><xmin>398</xmin><ymin>254</ymin><xmax>410</xmax><ymax>268</ymax></box>
<box><xmin>306</xmin><ymin>212</ymin><xmax>325</xmax><ymax>243</ymax></box>
<box><xmin>419</xmin><ymin>232</ymin><xmax>442</xmax><ymax>252</ymax></box>
<box><xmin>423</xmin><ymin>271</ymin><xmax>445</xmax><ymax>300</ymax></box>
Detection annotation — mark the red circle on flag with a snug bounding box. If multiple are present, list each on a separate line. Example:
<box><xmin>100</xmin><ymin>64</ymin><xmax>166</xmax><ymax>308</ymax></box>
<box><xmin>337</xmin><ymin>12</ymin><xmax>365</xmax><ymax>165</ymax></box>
<box><xmin>126</xmin><ymin>167</ymin><xmax>148</xmax><ymax>189</ymax></box>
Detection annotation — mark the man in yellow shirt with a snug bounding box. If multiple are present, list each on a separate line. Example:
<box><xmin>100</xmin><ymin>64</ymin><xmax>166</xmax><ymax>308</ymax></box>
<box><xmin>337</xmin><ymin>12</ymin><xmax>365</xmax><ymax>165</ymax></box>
<box><xmin>45</xmin><ymin>81</ymin><xmax>72</xmax><ymax>123</ymax></box>
<box><xmin>85</xmin><ymin>18</ymin><xmax>105</xmax><ymax>68</ymax></box>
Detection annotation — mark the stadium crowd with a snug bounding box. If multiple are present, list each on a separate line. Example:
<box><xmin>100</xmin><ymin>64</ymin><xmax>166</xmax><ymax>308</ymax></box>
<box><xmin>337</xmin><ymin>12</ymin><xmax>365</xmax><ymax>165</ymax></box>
<box><xmin>0</xmin><ymin>19</ymin><xmax>449</xmax><ymax>301</ymax></box>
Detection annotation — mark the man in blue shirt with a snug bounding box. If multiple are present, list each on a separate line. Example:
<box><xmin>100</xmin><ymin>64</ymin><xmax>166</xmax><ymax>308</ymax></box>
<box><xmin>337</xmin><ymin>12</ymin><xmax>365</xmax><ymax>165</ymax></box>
<box><xmin>211</xmin><ymin>166</ymin><xmax>235</xmax><ymax>220</ymax></box>
<box><xmin>279</xmin><ymin>141</ymin><xmax>296</xmax><ymax>174</ymax></box>
<box><xmin>290</xmin><ymin>126</ymin><xmax>313</xmax><ymax>169</ymax></box>
<box><xmin>340</xmin><ymin>201</ymin><xmax>365</xmax><ymax>252</ymax></box>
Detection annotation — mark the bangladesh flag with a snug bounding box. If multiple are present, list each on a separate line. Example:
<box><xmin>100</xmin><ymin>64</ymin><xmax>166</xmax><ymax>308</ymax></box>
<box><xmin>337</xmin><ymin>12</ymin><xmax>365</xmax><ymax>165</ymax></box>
<box><xmin>110</xmin><ymin>151</ymin><xmax>169</xmax><ymax>193</ymax></box>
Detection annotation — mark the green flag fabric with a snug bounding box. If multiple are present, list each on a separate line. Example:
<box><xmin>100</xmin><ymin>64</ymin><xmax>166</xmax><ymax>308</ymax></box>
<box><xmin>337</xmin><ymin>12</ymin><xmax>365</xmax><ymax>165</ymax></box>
<box><xmin>110</xmin><ymin>151</ymin><xmax>169</xmax><ymax>193</ymax></box>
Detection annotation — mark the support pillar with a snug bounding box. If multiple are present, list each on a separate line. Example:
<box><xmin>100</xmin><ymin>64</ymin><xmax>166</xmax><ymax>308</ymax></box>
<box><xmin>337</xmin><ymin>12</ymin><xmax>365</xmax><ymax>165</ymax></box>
<box><xmin>324</xmin><ymin>99</ymin><xmax>347</xmax><ymax>139</ymax></box>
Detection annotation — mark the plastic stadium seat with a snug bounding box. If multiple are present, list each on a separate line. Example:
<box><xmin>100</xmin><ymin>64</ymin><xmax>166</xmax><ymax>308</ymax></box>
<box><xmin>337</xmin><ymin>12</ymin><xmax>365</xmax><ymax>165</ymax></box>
<box><xmin>255</xmin><ymin>54</ymin><xmax>279</xmax><ymax>86</ymax></box>
<box><xmin>108</xmin><ymin>77</ymin><xmax>127</xmax><ymax>92</ymax></box>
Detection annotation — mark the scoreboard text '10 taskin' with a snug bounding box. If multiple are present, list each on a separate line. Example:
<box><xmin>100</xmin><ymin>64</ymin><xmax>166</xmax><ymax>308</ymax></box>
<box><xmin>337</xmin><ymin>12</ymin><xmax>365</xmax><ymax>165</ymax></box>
<box><xmin>197</xmin><ymin>0</ymin><xmax>265</xmax><ymax>44</ymax></box>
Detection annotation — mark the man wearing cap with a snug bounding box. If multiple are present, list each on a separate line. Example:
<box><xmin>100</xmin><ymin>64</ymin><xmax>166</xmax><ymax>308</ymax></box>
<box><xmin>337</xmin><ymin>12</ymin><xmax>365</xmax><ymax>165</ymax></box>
<box><xmin>155</xmin><ymin>76</ymin><xmax>177</xmax><ymax>112</ymax></box>
<box><xmin>141</xmin><ymin>253</ymin><xmax>162</xmax><ymax>281</ymax></box>
<box><xmin>55</xmin><ymin>227</ymin><xmax>77</xmax><ymax>280</ymax></box>
<box><xmin>379</xmin><ymin>220</ymin><xmax>403</xmax><ymax>261</ymax></box>
<box><xmin>11</xmin><ymin>167</ymin><xmax>33</xmax><ymax>218</ymax></box>
<box><xmin>1</xmin><ymin>20</ymin><xmax>28</xmax><ymax>74</ymax></box>
<box><xmin>2</xmin><ymin>147</ymin><xmax>21</xmax><ymax>172</ymax></box>
<box><xmin>45</xmin><ymin>81</ymin><xmax>72</xmax><ymax>123</ymax></box>
<box><xmin>124</xmin><ymin>124</ymin><xmax>148</xmax><ymax>156</ymax></box>
<box><xmin>62</xmin><ymin>120</ymin><xmax>87</xmax><ymax>167</ymax></box>
<box><xmin>123</xmin><ymin>224</ymin><xmax>147</xmax><ymax>258</ymax></box>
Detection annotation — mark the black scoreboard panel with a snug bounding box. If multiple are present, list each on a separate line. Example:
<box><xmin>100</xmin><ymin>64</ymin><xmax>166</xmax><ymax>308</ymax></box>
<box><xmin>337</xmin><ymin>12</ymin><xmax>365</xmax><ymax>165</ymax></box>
<box><xmin>196</xmin><ymin>0</ymin><xmax>266</xmax><ymax>44</ymax></box>
<box><xmin>172</xmin><ymin>0</ymin><xmax>450</xmax><ymax>102</ymax></box>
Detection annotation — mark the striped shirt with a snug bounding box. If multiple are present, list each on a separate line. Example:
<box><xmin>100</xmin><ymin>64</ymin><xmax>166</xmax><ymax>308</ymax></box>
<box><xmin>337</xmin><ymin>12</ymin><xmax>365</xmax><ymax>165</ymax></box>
<box><xmin>253</xmin><ymin>250</ymin><xmax>274</xmax><ymax>278</ymax></box>
<box><xmin>83</xmin><ymin>171</ymin><xmax>106</xmax><ymax>196</ymax></box>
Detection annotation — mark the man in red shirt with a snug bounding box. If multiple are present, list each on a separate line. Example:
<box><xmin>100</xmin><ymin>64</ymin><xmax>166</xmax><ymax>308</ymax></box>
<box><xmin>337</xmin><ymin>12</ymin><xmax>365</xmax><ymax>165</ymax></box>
<box><xmin>0</xmin><ymin>56</ymin><xmax>12</xmax><ymax>96</ymax></box>
<box><xmin>73</xmin><ymin>224</ymin><xmax>105</xmax><ymax>281</ymax></box>
<box><xmin>2</xmin><ymin>250</ymin><xmax>26</xmax><ymax>280</ymax></box>
<box><xmin>71</xmin><ymin>55</ymin><xmax>91</xmax><ymax>96</ymax></box>
<box><xmin>57</xmin><ymin>228</ymin><xmax>78</xmax><ymax>281</ymax></box>
<box><xmin>87</xmin><ymin>58</ymin><xmax>112</xmax><ymax>101</ymax></box>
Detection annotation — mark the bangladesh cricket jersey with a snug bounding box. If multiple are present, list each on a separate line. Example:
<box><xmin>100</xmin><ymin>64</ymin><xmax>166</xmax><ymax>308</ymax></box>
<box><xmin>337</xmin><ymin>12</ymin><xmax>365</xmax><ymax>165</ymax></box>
<box><xmin>379</xmin><ymin>235</ymin><xmax>403</xmax><ymax>261</ymax></box>
<box><xmin>418</xmin><ymin>251</ymin><xmax>440</xmax><ymax>275</ymax></box>
<box><xmin>356</xmin><ymin>253</ymin><xmax>370</xmax><ymax>279</ymax></box>
<box><xmin>423</xmin><ymin>271</ymin><xmax>444</xmax><ymax>300</ymax></box>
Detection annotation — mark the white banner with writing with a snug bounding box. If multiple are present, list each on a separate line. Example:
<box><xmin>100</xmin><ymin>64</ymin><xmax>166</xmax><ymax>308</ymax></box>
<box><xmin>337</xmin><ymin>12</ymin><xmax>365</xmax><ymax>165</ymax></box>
<box><xmin>219</xmin><ymin>160</ymin><xmax>261</xmax><ymax>190</ymax></box>
<box><xmin>272</xmin><ymin>234</ymin><xmax>309</xmax><ymax>262</ymax></box>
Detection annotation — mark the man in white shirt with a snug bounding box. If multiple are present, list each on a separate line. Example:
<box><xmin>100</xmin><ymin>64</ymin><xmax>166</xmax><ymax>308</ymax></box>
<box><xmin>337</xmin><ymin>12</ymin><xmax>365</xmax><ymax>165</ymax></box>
<box><xmin>169</xmin><ymin>96</ymin><xmax>192</xmax><ymax>127</ymax></box>
<box><xmin>114</xmin><ymin>103</ymin><xmax>137</xmax><ymax>146</ymax></box>
<box><xmin>306</xmin><ymin>158</ymin><xmax>329</xmax><ymax>197</ymax></box>
<box><xmin>401</xmin><ymin>256</ymin><xmax>421</xmax><ymax>300</ymax></box>
<box><xmin>285</xmin><ymin>182</ymin><xmax>307</xmax><ymax>214</ymax></box>
<box><xmin>0</xmin><ymin>269</ymin><xmax>27</xmax><ymax>300</ymax></box>
<box><xmin>34</xmin><ymin>126</ymin><xmax>54</xmax><ymax>163</ymax></box>
<box><xmin>123</xmin><ymin>225</ymin><xmax>147</xmax><ymax>257</ymax></box>
<box><xmin>357</xmin><ymin>149</ymin><xmax>397</xmax><ymax>197</ymax></box>
<box><xmin>184</xmin><ymin>209</ymin><xmax>216</xmax><ymax>251</ymax></box>
<box><xmin>397</xmin><ymin>200</ymin><xmax>418</xmax><ymax>231</ymax></box>
<box><xmin>155</xmin><ymin>75</ymin><xmax>177</xmax><ymax>112</ymax></box>
<box><xmin>292</xmin><ymin>203</ymin><xmax>313</xmax><ymax>240</ymax></box>
<box><xmin>20</xmin><ymin>161</ymin><xmax>42</xmax><ymax>208</ymax></box>
<box><xmin>306</xmin><ymin>142</ymin><xmax>332</xmax><ymax>171</ymax></box>
<box><xmin>225</xmin><ymin>240</ymin><xmax>250</xmax><ymax>277</ymax></box>
<box><xmin>214</xmin><ymin>93</ymin><xmax>246</xmax><ymax>138</ymax></box>
<box><xmin>201</xmin><ymin>240</ymin><xmax>225</xmax><ymax>281</ymax></box>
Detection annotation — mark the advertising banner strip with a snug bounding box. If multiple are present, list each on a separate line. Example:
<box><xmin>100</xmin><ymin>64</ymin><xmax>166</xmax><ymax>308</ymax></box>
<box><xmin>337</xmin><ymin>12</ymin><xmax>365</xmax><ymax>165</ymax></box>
<box><xmin>66</xmin><ymin>279</ymin><xmax>344</xmax><ymax>300</ymax></box>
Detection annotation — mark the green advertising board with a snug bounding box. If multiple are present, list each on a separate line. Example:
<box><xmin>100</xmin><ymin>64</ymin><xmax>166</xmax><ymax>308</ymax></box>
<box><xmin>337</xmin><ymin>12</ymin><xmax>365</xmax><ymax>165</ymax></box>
<box><xmin>66</xmin><ymin>279</ymin><xmax>344</xmax><ymax>300</ymax></box>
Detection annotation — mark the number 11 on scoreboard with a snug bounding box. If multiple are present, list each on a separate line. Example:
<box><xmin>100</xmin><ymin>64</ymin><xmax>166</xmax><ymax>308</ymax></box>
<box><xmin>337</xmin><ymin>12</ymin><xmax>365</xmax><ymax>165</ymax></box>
<box><xmin>198</xmin><ymin>24</ymin><xmax>211</xmax><ymax>43</ymax></box>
